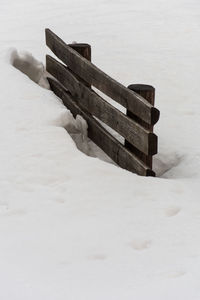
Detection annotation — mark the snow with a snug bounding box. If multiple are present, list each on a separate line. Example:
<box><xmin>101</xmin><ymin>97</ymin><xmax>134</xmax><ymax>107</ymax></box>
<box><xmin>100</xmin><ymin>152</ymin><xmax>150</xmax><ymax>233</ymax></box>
<box><xmin>0</xmin><ymin>0</ymin><xmax>200</xmax><ymax>299</ymax></box>
<box><xmin>10</xmin><ymin>49</ymin><xmax>50</xmax><ymax>89</ymax></box>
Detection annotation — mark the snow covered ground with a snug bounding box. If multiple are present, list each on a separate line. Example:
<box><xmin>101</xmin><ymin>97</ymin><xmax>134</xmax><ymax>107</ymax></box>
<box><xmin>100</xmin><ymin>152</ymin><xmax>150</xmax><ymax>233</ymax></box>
<box><xmin>1</xmin><ymin>0</ymin><xmax>200</xmax><ymax>299</ymax></box>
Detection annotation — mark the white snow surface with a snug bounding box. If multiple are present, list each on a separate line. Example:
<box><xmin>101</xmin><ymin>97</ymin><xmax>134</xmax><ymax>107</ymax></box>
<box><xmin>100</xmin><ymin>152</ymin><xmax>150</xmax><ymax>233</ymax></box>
<box><xmin>1</xmin><ymin>0</ymin><xmax>200</xmax><ymax>299</ymax></box>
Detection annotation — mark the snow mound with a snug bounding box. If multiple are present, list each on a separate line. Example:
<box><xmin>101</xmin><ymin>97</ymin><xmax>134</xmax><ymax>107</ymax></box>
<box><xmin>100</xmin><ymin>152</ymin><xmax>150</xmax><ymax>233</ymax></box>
<box><xmin>10</xmin><ymin>49</ymin><xmax>50</xmax><ymax>89</ymax></box>
<box><xmin>1</xmin><ymin>0</ymin><xmax>200</xmax><ymax>299</ymax></box>
<box><xmin>9</xmin><ymin>49</ymin><xmax>114</xmax><ymax>164</ymax></box>
<box><xmin>8</xmin><ymin>49</ymin><xmax>186</xmax><ymax>178</ymax></box>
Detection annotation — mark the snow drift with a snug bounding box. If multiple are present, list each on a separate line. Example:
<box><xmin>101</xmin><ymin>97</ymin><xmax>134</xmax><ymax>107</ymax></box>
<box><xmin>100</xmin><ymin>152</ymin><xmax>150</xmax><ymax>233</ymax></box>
<box><xmin>0</xmin><ymin>0</ymin><xmax>200</xmax><ymax>299</ymax></box>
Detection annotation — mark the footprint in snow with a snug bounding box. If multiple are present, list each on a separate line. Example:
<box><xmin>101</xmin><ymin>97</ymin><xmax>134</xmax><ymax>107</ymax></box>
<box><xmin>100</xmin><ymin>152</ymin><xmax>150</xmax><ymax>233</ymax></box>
<box><xmin>88</xmin><ymin>254</ymin><xmax>107</xmax><ymax>261</ymax></box>
<box><xmin>130</xmin><ymin>239</ymin><xmax>152</xmax><ymax>251</ymax></box>
<box><xmin>165</xmin><ymin>206</ymin><xmax>181</xmax><ymax>217</ymax></box>
<box><xmin>160</xmin><ymin>270</ymin><xmax>186</xmax><ymax>279</ymax></box>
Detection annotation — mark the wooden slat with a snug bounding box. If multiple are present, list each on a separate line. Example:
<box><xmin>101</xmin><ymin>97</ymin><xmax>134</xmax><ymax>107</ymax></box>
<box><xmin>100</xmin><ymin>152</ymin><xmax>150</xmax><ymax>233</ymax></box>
<box><xmin>45</xmin><ymin>28</ymin><xmax>159</xmax><ymax>125</ymax></box>
<box><xmin>47</xmin><ymin>77</ymin><xmax>155</xmax><ymax>177</ymax></box>
<box><xmin>46</xmin><ymin>55</ymin><xmax>158</xmax><ymax>155</ymax></box>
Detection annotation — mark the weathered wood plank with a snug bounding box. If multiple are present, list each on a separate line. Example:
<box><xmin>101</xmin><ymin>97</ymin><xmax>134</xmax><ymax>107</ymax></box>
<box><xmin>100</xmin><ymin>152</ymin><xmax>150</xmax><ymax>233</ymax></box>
<box><xmin>125</xmin><ymin>84</ymin><xmax>157</xmax><ymax>168</ymax></box>
<box><xmin>47</xmin><ymin>77</ymin><xmax>155</xmax><ymax>176</ymax></box>
<box><xmin>46</xmin><ymin>55</ymin><xmax>158</xmax><ymax>155</ymax></box>
<box><xmin>45</xmin><ymin>28</ymin><xmax>159</xmax><ymax>125</ymax></box>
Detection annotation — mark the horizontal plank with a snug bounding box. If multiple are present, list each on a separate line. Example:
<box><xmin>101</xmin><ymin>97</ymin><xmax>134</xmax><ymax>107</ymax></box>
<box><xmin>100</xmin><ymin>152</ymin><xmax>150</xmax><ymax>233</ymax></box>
<box><xmin>46</xmin><ymin>55</ymin><xmax>157</xmax><ymax>155</ymax></box>
<box><xmin>47</xmin><ymin>77</ymin><xmax>155</xmax><ymax>177</ymax></box>
<box><xmin>45</xmin><ymin>28</ymin><xmax>159</xmax><ymax>125</ymax></box>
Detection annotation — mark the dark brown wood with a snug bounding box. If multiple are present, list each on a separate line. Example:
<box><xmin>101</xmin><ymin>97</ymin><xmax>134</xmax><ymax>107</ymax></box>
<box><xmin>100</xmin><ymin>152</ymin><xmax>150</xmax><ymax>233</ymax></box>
<box><xmin>46</xmin><ymin>55</ymin><xmax>158</xmax><ymax>155</ymax></box>
<box><xmin>68</xmin><ymin>43</ymin><xmax>91</xmax><ymax>61</ymax></box>
<box><xmin>125</xmin><ymin>84</ymin><xmax>157</xmax><ymax>168</ymax></box>
<box><xmin>68</xmin><ymin>43</ymin><xmax>91</xmax><ymax>87</ymax></box>
<box><xmin>45</xmin><ymin>28</ymin><xmax>159</xmax><ymax>125</ymax></box>
<box><xmin>47</xmin><ymin>77</ymin><xmax>155</xmax><ymax>177</ymax></box>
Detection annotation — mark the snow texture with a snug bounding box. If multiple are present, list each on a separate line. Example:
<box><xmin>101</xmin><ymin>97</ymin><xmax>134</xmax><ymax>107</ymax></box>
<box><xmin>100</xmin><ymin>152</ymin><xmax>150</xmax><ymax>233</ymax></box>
<box><xmin>10</xmin><ymin>49</ymin><xmax>50</xmax><ymax>89</ymax></box>
<box><xmin>0</xmin><ymin>0</ymin><xmax>200</xmax><ymax>299</ymax></box>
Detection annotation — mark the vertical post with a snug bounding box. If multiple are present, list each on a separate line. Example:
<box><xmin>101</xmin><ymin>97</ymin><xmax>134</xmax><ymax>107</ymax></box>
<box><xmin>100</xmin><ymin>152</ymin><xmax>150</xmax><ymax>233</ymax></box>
<box><xmin>125</xmin><ymin>84</ymin><xmax>155</xmax><ymax>170</ymax></box>
<box><xmin>68</xmin><ymin>43</ymin><xmax>91</xmax><ymax>87</ymax></box>
<box><xmin>68</xmin><ymin>43</ymin><xmax>91</xmax><ymax>61</ymax></box>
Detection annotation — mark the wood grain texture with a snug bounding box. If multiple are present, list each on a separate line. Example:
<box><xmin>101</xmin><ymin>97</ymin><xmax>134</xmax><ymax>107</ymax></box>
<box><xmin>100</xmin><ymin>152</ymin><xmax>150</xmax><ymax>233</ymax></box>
<box><xmin>46</xmin><ymin>55</ymin><xmax>158</xmax><ymax>155</ymax></box>
<box><xmin>45</xmin><ymin>28</ymin><xmax>159</xmax><ymax>125</ymax></box>
<box><xmin>125</xmin><ymin>84</ymin><xmax>157</xmax><ymax>168</ymax></box>
<box><xmin>47</xmin><ymin>77</ymin><xmax>155</xmax><ymax>177</ymax></box>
